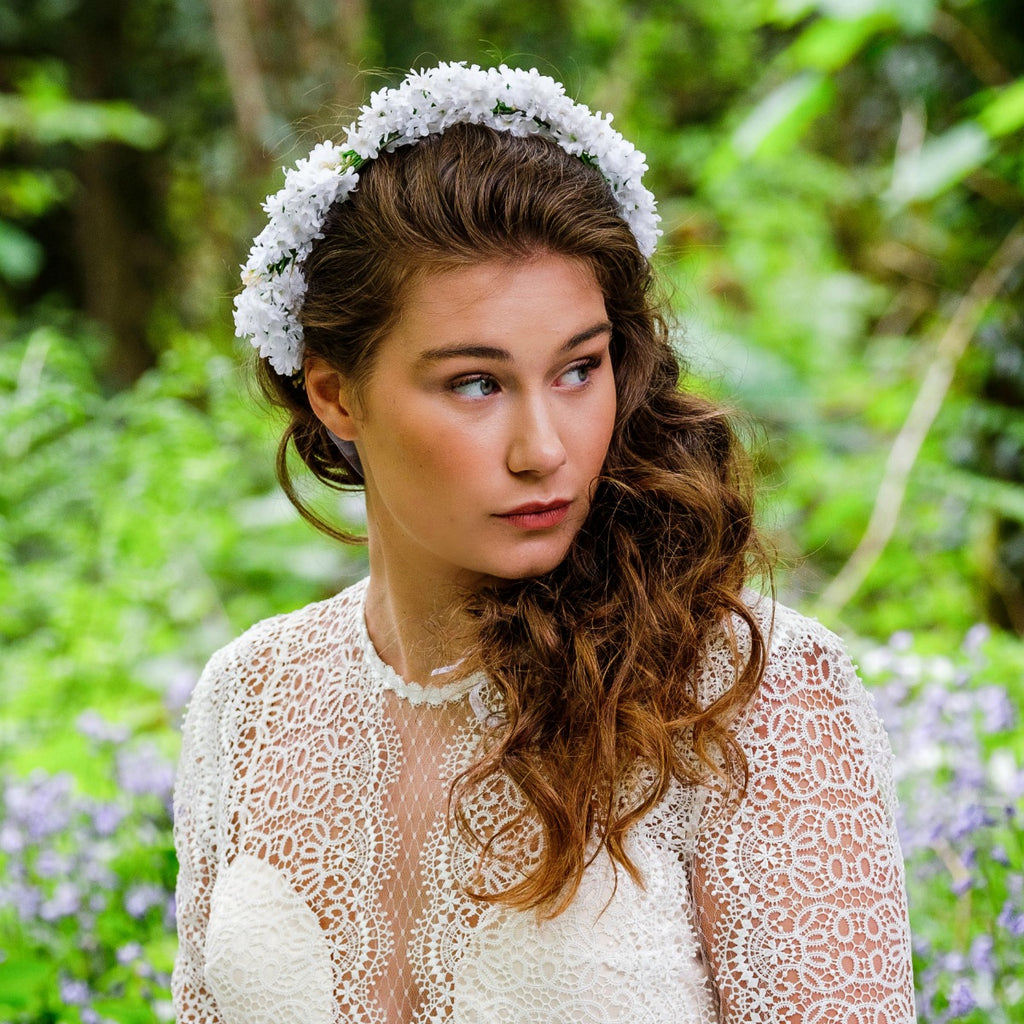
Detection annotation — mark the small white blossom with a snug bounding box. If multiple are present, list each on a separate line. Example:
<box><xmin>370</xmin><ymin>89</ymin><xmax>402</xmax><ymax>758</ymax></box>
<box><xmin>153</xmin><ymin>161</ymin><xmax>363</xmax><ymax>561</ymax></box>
<box><xmin>235</xmin><ymin>62</ymin><xmax>661</xmax><ymax>376</ymax></box>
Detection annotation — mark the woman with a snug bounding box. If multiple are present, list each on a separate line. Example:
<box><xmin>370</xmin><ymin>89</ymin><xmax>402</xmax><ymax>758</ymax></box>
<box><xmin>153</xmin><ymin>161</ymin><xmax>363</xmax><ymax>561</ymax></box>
<box><xmin>173</xmin><ymin>63</ymin><xmax>915</xmax><ymax>1023</ymax></box>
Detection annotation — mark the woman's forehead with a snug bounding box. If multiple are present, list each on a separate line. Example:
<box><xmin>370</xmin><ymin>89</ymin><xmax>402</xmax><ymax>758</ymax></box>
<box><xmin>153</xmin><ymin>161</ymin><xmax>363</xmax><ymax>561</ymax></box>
<box><xmin>382</xmin><ymin>257</ymin><xmax>608</xmax><ymax>361</ymax></box>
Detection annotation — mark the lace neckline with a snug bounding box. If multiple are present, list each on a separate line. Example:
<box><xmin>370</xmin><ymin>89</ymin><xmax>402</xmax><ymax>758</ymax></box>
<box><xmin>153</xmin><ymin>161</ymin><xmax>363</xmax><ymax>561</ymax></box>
<box><xmin>356</xmin><ymin>584</ymin><xmax>484</xmax><ymax>707</ymax></box>
<box><xmin>373</xmin><ymin>662</ymin><xmax>480</xmax><ymax>707</ymax></box>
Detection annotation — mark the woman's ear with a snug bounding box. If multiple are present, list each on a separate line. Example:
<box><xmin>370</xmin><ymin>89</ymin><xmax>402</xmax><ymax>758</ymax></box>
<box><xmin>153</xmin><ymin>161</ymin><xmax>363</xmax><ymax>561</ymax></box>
<box><xmin>304</xmin><ymin>357</ymin><xmax>360</xmax><ymax>440</ymax></box>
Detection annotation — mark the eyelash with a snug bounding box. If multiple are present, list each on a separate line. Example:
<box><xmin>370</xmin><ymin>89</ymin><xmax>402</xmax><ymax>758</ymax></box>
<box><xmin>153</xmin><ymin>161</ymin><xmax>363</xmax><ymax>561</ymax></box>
<box><xmin>448</xmin><ymin>356</ymin><xmax>603</xmax><ymax>398</ymax></box>
<box><xmin>562</xmin><ymin>356</ymin><xmax>602</xmax><ymax>386</ymax></box>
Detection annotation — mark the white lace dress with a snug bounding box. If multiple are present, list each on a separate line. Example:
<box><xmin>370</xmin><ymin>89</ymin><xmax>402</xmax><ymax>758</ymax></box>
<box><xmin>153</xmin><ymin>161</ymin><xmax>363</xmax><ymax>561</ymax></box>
<box><xmin>172</xmin><ymin>578</ymin><xmax>916</xmax><ymax>1023</ymax></box>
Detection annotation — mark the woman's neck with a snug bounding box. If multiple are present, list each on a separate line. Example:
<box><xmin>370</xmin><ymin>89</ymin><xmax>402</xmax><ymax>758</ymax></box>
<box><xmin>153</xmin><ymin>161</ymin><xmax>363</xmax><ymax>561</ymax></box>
<box><xmin>363</xmin><ymin>549</ymin><xmax>480</xmax><ymax>687</ymax></box>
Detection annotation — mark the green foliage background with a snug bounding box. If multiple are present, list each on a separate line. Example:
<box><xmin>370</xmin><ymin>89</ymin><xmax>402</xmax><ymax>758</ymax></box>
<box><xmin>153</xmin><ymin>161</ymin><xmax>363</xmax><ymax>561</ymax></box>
<box><xmin>2</xmin><ymin>0</ymin><xmax>1024</xmax><ymax>1019</ymax></box>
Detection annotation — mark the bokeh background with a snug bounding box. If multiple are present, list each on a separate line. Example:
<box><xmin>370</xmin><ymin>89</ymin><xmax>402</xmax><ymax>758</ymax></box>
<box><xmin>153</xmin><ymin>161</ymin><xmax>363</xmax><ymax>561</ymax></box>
<box><xmin>2</xmin><ymin>0</ymin><xmax>1024</xmax><ymax>1020</ymax></box>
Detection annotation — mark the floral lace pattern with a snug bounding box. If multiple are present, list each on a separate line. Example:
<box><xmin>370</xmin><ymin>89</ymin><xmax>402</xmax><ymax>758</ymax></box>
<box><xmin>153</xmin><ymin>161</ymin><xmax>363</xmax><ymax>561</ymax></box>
<box><xmin>172</xmin><ymin>579</ymin><xmax>915</xmax><ymax>1023</ymax></box>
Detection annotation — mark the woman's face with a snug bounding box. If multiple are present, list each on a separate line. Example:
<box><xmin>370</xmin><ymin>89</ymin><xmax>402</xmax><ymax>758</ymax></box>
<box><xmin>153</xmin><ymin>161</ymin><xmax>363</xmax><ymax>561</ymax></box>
<box><xmin>326</xmin><ymin>254</ymin><xmax>617</xmax><ymax>593</ymax></box>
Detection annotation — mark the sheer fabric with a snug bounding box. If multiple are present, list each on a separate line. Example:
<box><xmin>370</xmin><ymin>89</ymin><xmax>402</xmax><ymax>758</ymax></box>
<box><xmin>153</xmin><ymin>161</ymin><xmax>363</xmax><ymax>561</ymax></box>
<box><xmin>172</xmin><ymin>578</ymin><xmax>915</xmax><ymax>1023</ymax></box>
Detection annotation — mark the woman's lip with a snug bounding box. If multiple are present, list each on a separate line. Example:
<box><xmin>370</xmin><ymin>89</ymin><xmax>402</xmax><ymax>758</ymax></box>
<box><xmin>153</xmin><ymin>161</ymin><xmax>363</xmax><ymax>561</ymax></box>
<box><xmin>499</xmin><ymin>500</ymin><xmax>571</xmax><ymax>515</ymax></box>
<box><xmin>495</xmin><ymin>500</ymin><xmax>572</xmax><ymax>530</ymax></box>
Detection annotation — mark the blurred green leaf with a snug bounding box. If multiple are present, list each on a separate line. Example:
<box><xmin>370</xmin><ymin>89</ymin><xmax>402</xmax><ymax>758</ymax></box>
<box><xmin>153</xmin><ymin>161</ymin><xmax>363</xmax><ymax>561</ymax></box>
<box><xmin>767</xmin><ymin>0</ymin><xmax>818</xmax><ymax>26</ymax></box>
<box><xmin>731</xmin><ymin>72</ymin><xmax>836</xmax><ymax>157</ymax></box>
<box><xmin>787</xmin><ymin>12</ymin><xmax>895</xmax><ymax>71</ymax></box>
<box><xmin>0</xmin><ymin>218</ymin><xmax>44</xmax><ymax>284</ymax></box>
<box><xmin>977</xmin><ymin>78</ymin><xmax>1024</xmax><ymax>139</ymax></box>
<box><xmin>0</xmin><ymin>93</ymin><xmax>164</xmax><ymax>149</ymax></box>
<box><xmin>0</xmin><ymin>63</ymin><xmax>164</xmax><ymax>150</ymax></box>
<box><xmin>887</xmin><ymin>121</ymin><xmax>991</xmax><ymax>203</ymax></box>
<box><xmin>816</xmin><ymin>0</ymin><xmax>936</xmax><ymax>29</ymax></box>
<box><xmin>0</xmin><ymin>168</ymin><xmax>73</xmax><ymax>218</ymax></box>
<box><xmin>937</xmin><ymin>467</ymin><xmax>1024</xmax><ymax>524</ymax></box>
<box><xmin>0</xmin><ymin>958</ymin><xmax>53</xmax><ymax>1008</ymax></box>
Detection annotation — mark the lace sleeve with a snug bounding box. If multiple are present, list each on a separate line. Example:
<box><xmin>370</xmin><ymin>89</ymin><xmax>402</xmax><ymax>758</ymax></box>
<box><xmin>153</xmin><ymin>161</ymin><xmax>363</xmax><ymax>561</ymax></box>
<box><xmin>692</xmin><ymin>622</ymin><xmax>916</xmax><ymax>1023</ymax></box>
<box><xmin>171</xmin><ymin>645</ymin><xmax>231</xmax><ymax>1023</ymax></box>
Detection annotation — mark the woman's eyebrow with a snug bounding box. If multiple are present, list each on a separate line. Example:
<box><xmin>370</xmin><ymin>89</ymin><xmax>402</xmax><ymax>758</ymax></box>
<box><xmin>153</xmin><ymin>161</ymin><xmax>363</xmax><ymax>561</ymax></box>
<box><xmin>564</xmin><ymin>320</ymin><xmax>613</xmax><ymax>349</ymax></box>
<box><xmin>417</xmin><ymin>320</ymin><xmax>613</xmax><ymax>364</ymax></box>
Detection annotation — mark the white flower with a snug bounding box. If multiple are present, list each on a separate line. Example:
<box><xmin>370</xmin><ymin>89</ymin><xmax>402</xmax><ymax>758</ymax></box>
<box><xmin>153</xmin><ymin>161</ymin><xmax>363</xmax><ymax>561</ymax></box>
<box><xmin>235</xmin><ymin>61</ymin><xmax>661</xmax><ymax>376</ymax></box>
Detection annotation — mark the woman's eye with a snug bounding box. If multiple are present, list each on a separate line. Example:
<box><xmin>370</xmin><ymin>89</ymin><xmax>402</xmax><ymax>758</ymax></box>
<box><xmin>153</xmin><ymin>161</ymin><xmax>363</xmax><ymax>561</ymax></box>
<box><xmin>560</xmin><ymin>357</ymin><xmax>601</xmax><ymax>387</ymax></box>
<box><xmin>451</xmin><ymin>375</ymin><xmax>499</xmax><ymax>398</ymax></box>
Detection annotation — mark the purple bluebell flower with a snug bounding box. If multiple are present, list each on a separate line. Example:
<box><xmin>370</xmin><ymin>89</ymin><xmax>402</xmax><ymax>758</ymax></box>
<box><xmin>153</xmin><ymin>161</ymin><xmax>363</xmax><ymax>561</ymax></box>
<box><xmin>997</xmin><ymin>898</ymin><xmax>1024</xmax><ymax>937</ymax></box>
<box><xmin>164</xmin><ymin>891</ymin><xmax>177</xmax><ymax>928</ymax></box>
<box><xmin>0</xmin><ymin>821</ymin><xmax>23</xmax><ymax>855</ymax></box>
<box><xmin>115</xmin><ymin>743</ymin><xmax>175</xmax><ymax>803</ymax></box>
<box><xmin>946</xmin><ymin>978</ymin><xmax>977</xmax><ymax>1016</ymax></box>
<box><xmin>861</xmin><ymin>625</ymin><xmax>1024</xmax><ymax>1020</ymax></box>
<box><xmin>975</xmin><ymin>685</ymin><xmax>1016</xmax><ymax>733</ymax></box>
<box><xmin>34</xmin><ymin>848</ymin><xmax>72</xmax><ymax>879</ymax></box>
<box><xmin>89</xmin><ymin>799</ymin><xmax>127</xmax><ymax>837</ymax></box>
<box><xmin>0</xmin><ymin>879</ymin><xmax>40</xmax><ymax>920</ymax></box>
<box><xmin>116</xmin><ymin>941</ymin><xmax>144</xmax><ymax>966</ymax></box>
<box><xmin>124</xmin><ymin>882</ymin><xmax>165</xmax><ymax>919</ymax></box>
<box><xmin>81</xmin><ymin>856</ymin><xmax>117</xmax><ymax>890</ymax></box>
<box><xmin>58</xmin><ymin>976</ymin><xmax>90</xmax><ymax>1006</ymax></box>
<box><xmin>1</xmin><ymin>700</ymin><xmax>179</xmax><ymax>1017</ymax></box>
<box><xmin>165</xmin><ymin>667</ymin><xmax>198</xmax><ymax>715</ymax></box>
<box><xmin>40</xmin><ymin>880</ymin><xmax>82</xmax><ymax>921</ymax></box>
<box><xmin>5</xmin><ymin>771</ymin><xmax>74</xmax><ymax>841</ymax></box>
<box><xmin>950</xmin><ymin>873</ymin><xmax>974</xmax><ymax>896</ymax></box>
<box><xmin>968</xmin><ymin>933</ymin><xmax>995</xmax><ymax>974</ymax></box>
<box><xmin>890</xmin><ymin>630</ymin><xmax>914</xmax><ymax>652</ymax></box>
<box><xmin>961</xmin><ymin>623</ymin><xmax>990</xmax><ymax>656</ymax></box>
<box><xmin>76</xmin><ymin>711</ymin><xmax>130</xmax><ymax>744</ymax></box>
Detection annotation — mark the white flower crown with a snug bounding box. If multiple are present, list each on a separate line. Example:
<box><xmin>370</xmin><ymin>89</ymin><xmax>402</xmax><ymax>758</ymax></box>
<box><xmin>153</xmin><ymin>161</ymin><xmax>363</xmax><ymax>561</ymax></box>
<box><xmin>233</xmin><ymin>62</ymin><xmax>662</xmax><ymax>376</ymax></box>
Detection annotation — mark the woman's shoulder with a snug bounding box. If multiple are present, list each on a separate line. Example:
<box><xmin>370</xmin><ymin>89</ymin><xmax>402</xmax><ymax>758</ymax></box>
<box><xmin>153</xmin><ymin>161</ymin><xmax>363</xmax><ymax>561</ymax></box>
<box><xmin>226</xmin><ymin>575</ymin><xmax>367</xmax><ymax>655</ymax></box>
<box><xmin>186</xmin><ymin>576</ymin><xmax>369</xmax><ymax>709</ymax></box>
<box><xmin>741</xmin><ymin>589</ymin><xmax>853</xmax><ymax>676</ymax></box>
<box><xmin>705</xmin><ymin>589</ymin><xmax>867</xmax><ymax>714</ymax></box>
<box><xmin>723</xmin><ymin>591</ymin><xmax>895</xmax><ymax>786</ymax></box>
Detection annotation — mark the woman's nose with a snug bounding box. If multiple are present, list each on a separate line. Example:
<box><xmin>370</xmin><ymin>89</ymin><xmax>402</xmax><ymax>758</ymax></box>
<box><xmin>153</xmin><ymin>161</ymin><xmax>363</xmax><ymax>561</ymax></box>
<box><xmin>506</xmin><ymin>397</ymin><xmax>568</xmax><ymax>476</ymax></box>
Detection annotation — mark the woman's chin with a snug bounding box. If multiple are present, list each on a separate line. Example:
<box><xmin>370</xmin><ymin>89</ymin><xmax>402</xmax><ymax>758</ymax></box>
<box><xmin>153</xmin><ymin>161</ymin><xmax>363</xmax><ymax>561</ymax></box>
<box><xmin>486</xmin><ymin>550</ymin><xmax>572</xmax><ymax>584</ymax></box>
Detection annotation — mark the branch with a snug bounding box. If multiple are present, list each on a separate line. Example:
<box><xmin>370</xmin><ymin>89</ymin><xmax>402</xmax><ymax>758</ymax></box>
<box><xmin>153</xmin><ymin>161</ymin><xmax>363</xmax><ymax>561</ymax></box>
<box><xmin>206</xmin><ymin>0</ymin><xmax>271</xmax><ymax>154</ymax></box>
<box><xmin>817</xmin><ymin>218</ymin><xmax>1024</xmax><ymax>617</ymax></box>
<box><xmin>930</xmin><ymin>10</ymin><xmax>1013</xmax><ymax>87</ymax></box>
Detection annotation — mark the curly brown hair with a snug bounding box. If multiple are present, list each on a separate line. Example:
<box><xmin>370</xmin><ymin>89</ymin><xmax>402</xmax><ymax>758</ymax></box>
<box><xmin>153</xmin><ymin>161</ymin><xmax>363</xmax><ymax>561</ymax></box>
<box><xmin>256</xmin><ymin>122</ymin><xmax>769</xmax><ymax>915</ymax></box>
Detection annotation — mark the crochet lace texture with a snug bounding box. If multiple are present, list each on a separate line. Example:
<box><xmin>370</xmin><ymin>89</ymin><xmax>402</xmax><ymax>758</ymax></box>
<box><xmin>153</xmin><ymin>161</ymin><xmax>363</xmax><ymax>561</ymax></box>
<box><xmin>172</xmin><ymin>579</ymin><xmax>916</xmax><ymax>1023</ymax></box>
